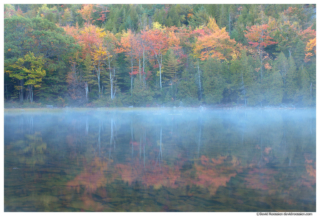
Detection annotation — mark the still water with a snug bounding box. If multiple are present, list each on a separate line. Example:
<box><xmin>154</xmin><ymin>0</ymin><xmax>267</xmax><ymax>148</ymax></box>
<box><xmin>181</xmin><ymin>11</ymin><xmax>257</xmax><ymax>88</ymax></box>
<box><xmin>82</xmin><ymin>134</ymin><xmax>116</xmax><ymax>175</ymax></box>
<box><xmin>4</xmin><ymin>108</ymin><xmax>316</xmax><ymax>212</ymax></box>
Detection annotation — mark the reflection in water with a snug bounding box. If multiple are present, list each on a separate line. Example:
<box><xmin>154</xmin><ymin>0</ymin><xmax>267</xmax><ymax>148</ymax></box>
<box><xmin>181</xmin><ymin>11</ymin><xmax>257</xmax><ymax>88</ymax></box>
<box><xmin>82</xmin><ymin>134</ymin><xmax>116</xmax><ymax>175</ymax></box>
<box><xmin>4</xmin><ymin>109</ymin><xmax>316</xmax><ymax>211</ymax></box>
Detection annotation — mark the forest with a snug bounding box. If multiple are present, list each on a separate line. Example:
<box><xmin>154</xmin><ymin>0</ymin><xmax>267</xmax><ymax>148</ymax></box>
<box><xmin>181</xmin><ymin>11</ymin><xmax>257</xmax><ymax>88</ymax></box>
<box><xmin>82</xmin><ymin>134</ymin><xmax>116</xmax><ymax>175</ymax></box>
<box><xmin>4</xmin><ymin>4</ymin><xmax>316</xmax><ymax>107</ymax></box>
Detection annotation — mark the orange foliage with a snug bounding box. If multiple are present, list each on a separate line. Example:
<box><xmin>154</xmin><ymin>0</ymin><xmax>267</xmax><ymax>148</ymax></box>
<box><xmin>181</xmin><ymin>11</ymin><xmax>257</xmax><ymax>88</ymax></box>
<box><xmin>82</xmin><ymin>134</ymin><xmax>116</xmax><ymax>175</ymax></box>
<box><xmin>141</xmin><ymin>28</ymin><xmax>169</xmax><ymax>57</ymax></box>
<box><xmin>192</xmin><ymin>155</ymin><xmax>242</xmax><ymax>195</ymax></box>
<box><xmin>304</xmin><ymin>38</ymin><xmax>316</xmax><ymax>62</ymax></box>
<box><xmin>245</xmin><ymin>24</ymin><xmax>278</xmax><ymax>49</ymax></box>
<box><xmin>63</xmin><ymin>24</ymin><xmax>106</xmax><ymax>60</ymax></box>
<box><xmin>193</xmin><ymin>18</ymin><xmax>239</xmax><ymax>61</ymax></box>
<box><xmin>78</xmin><ymin>4</ymin><xmax>95</xmax><ymax>24</ymax></box>
<box><xmin>244</xmin><ymin>168</ymin><xmax>277</xmax><ymax>191</ymax></box>
<box><xmin>264</xmin><ymin>63</ymin><xmax>272</xmax><ymax>70</ymax></box>
<box><xmin>115</xmin><ymin>159</ymin><xmax>181</xmax><ymax>189</ymax></box>
<box><xmin>115</xmin><ymin>163</ymin><xmax>142</xmax><ymax>185</ymax></box>
<box><xmin>142</xmin><ymin>164</ymin><xmax>181</xmax><ymax>189</ymax></box>
<box><xmin>66</xmin><ymin>157</ymin><xmax>109</xmax><ymax>194</ymax></box>
<box><xmin>306</xmin><ymin>164</ymin><xmax>316</xmax><ymax>178</ymax></box>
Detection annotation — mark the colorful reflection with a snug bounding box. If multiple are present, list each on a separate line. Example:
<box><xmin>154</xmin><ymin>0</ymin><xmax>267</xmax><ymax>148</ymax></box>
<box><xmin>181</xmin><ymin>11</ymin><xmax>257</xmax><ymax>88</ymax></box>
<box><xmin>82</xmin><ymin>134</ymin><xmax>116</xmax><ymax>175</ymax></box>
<box><xmin>4</xmin><ymin>109</ymin><xmax>316</xmax><ymax>211</ymax></box>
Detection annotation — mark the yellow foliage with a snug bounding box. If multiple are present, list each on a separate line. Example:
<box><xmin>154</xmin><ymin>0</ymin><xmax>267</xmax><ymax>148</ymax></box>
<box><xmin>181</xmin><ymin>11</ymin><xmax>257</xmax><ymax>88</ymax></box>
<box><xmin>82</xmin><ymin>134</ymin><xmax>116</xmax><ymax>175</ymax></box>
<box><xmin>305</xmin><ymin>38</ymin><xmax>316</xmax><ymax>62</ymax></box>
<box><xmin>152</xmin><ymin>22</ymin><xmax>162</xmax><ymax>30</ymax></box>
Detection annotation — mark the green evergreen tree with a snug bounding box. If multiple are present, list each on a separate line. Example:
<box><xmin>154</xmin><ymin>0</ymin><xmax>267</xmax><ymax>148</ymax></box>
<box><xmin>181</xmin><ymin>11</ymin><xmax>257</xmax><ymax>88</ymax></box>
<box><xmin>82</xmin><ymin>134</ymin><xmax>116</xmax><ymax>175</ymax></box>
<box><xmin>132</xmin><ymin>78</ymin><xmax>154</xmax><ymax>106</ymax></box>
<box><xmin>284</xmin><ymin>56</ymin><xmax>297</xmax><ymax>102</ymax></box>
<box><xmin>296</xmin><ymin>66</ymin><xmax>312</xmax><ymax>105</ymax></box>
<box><xmin>189</xmin><ymin>6</ymin><xmax>209</xmax><ymax>29</ymax></box>
<box><xmin>218</xmin><ymin>5</ymin><xmax>228</xmax><ymax>28</ymax></box>
<box><xmin>163</xmin><ymin>49</ymin><xmax>182</xmax><ymax>84</ymax></box>
<box><xmin>177</xmin><ymin>69</ymin><xmax>198</xmax><ymax>105</ymax></box>
<box><xmin>292</xmin><ymin>39</ymin><xmax>305</xmax><ymax>69</ymax></box>
<box><xmin>202</xmin><ymin>59</ymin><xmax>225</xmax><ymax>104</ymax></box>
<box><xmin>153</xmin><ymin>8</ymin><xmax>166</xmax><ymax>26</ymax></box>
<box><xmin>265</xmin><ymin>68</ymin><xmax>284</xmax><ymax>105</ymax></box>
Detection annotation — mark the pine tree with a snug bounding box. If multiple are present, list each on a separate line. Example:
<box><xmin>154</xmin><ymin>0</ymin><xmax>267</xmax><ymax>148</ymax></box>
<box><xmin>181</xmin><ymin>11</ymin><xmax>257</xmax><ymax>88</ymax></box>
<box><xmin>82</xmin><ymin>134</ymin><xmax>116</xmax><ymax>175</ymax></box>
<box><xmin>163</xmin><ymin>49</ymin><xmax>182</xmax><ymax>84</ymax></box>
<box><xmin>132</xmin><ymin>77</ymin><xmax>154</xmax><ymax>106</ymax></box>
<box><xmin>61</xmin><ymin>8</ymin><xmax>73</xmax><ymax>26</ymax></box>
<box><xmin>176</xmin><ymin>69</ymin><xmax>198</xmax><ymax>105</ymax></box>
<box><xmin>292</xmin><ymin>39</ymin><xmax>305</xmax><ymax>70</ymax></box>
<box><xmin>218</xmin><ymin>5</ymin><xmax>228</xmax><ymax>28</ymax></box>
<box><xmin>275</xmin><ymin>52</ymin><xmax>289</xmax><ymax>85</ymax></box>
<box><xmin>202</xmin><ymin>59</ymin><xmax>225</xmax><ymax>104</ymax></box>
<box><xmin>246</xmin><ymin>56</ymin><xmax>262</xmax><ymax>106</ymax></box>
<box><xmin>284</xmin><ymin>56</ymin><xmax>297</xmax><ymax>102</ymax></box>
<box><xmin>297</xmin><ymin>66</ymin><xmax>312</xmax><ymax>105</ymax></box>
<box><xmin>265</xmin><ymin>68</ymin><xmax>283</xmax><ymax>105</ymax></box>
<box><xmin>153</xmin><ymin>8</ymin><xmax>166</xmax><ymax>26</ymax></box>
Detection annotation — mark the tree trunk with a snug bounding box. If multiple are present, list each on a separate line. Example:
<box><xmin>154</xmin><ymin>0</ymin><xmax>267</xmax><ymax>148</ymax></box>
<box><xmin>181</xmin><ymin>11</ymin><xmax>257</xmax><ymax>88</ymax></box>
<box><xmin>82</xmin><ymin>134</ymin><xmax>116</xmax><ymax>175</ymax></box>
<box><xmin>28</xmin><ymin>85</ymin><xmax>33</xmax><ymax>103</ymax></box>
<box><xmin>131</xmin><ymin>76</ymin><xmax>133</xmax><ymax>96</ymax></box>
<box><xmin>85</xmin><ymin>82</ymin><xmax>88</xmax><ymax>101</ymax></box>
<box><xmin>110</xmin><ymin>71</ymin><xmax>113</xmax><ymax>99</ymax></box>
<box><xmin>97</xmin><ymin>63</ymin><xmax>101</xmax><ymax>98</ymax></box>
<box><xmin>139</xmin><ymin>58</ymin><xmax>141</xmax><ymax>81</ymax></box>
<box><xmin>197</xmin><ymin>61</ymin><xmax>202</xmax><ymax>100</ymax></box>
<box><xmin>109</xmin><ymin>61</ymin><xmax>113</xmax><ymax>100</ymax></box>
<box><xmin>113</xmin><ymin>68</ymin><xmax>116</xmax><ymax>98</ymax></box>
<box><xmin>20</xmin><ymin>80</ymin><xmax>24</xmax><ymax>102</ymax></box>
<box><xmin>143</xmin><ymin>47</ymin><xmax>146</xmax><ymax>87</ymax></box>
<box><xmin>159</xmin><ymin>54</ymin><xmax>162</xmax><ymax>89</ymax></box>
<box><xmin>131</xmin><ymin>57</ymin><xmax>134</xmax><ymax>96</ymax></box>
<box><xmin>260</xmin><ymin>47</ymin><xmax>263</xmax><ymax>82</ymax></box>
<box><xmin>5</xmin><ymin>84</ymin><xmax>8</xmax><ymax>101</ymax></box>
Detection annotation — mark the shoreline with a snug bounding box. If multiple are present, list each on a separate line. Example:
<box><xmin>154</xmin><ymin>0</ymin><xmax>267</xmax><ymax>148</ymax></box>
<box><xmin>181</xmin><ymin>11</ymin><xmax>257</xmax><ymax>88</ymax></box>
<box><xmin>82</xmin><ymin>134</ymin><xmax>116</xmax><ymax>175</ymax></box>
<box><xmin>4</xmin><ymin>106</ymin><xmax>314</xmax><ymax>112</ymax></box>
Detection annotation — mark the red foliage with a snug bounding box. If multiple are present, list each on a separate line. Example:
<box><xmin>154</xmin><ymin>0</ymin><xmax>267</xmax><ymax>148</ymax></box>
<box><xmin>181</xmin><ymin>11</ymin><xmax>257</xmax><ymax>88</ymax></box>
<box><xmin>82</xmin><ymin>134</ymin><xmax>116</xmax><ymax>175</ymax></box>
<box><xmin>129</xmin><ymin>71</ymin><xmax>139</xmax><ymax>76</ymax></box>
<box><xmin>66</xmin><ymin>157</ymin><xmax>109</xmax><ymax>194</ymax></box>
<box><xmin>245</xmin><ymin>24</ymin><xmax>278</xmax><ymax>48</ymax></box>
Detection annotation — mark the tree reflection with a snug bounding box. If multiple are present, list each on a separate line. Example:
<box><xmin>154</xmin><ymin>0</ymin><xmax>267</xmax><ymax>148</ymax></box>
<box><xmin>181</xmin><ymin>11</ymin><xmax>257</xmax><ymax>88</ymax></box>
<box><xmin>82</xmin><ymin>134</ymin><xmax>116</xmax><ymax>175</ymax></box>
<box><xmin>10</xmin><ymin>132</ymin><xmax>47</xmax><ymax>167</ymax></box>
<box><xmin>66</xmin><ymin>157</ymin><xmax>110</xmax><ymax>194</ymax></box>
<box><xmin>185</xmin><ymin>155</ymin><xmax>242</xmax><ymax>195</ymax></box>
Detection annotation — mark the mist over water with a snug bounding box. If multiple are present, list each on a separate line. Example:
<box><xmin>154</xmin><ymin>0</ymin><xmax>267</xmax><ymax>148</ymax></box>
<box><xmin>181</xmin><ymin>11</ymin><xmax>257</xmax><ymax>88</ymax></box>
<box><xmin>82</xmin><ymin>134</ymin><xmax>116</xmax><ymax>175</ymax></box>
<box><xmin>4</xmin><ymin>108</ymin><xmax>316</xmax><ymax>211</ymax></box>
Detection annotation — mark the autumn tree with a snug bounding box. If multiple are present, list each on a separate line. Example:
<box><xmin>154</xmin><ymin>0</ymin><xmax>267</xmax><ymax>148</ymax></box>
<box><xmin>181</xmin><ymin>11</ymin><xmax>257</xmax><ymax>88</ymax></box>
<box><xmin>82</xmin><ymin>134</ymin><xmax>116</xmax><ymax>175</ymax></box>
<box><xmin>163</xmin><ymin>48</ymin><xmax>183</xmax><ymax>84</ymax></box>
<box><xmin>5</xmin><ymin>16</ymin><xmax>77</xmax><ymax>102</ymax></box>
<box><xmin>5</xmin><ymin>52</ymin><xmax>46</xmax><ymax>102</ymax></box>
<box><xmin>117</xmin><ymin>29</ymin><xmax>138</xmax><ymax>95</ymax></box>
<box><xmin>78</xmin><ymin>4</ymin><xmax>95</xmax><ymax>24</ymax></box>
<box><xmin>304</xmin><ymin>38</ymin><xmax>316</xmax><ymax>63</ymax></box>
<box><xmin>141</xmin><ymin>22</ymin><xmax>170</xmax><ymax>89</ymax></box>
<box><xmin>64</xmin><ymin>23</ymin><xmax>107</xmax><ymax>98</ymax></box>
<box><xmin>103</xmin><ymin>31</ymin><xmax>119</xmax><ymax>100</ymax></box>
<box><xmin>193</xmin><ymin>18</ymin><xmax>239</xmax><ymax>101</ymax></box>
<box><xmin>244</xmin><ymin>21</ymin><xmax>278</xmax><ymax>82</ymax></box>
<box><xmin>193</xmin><ymin>18</ymin><xmax>239</xmax><ymax>61</ymax></box>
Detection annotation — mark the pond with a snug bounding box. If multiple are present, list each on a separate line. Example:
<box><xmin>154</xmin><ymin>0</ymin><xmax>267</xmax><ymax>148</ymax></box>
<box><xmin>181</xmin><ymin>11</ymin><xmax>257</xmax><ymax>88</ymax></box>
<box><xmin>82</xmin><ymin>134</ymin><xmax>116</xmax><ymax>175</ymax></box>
<box><xmin>4</xmin><ymin>108</ymin><xmax>316</xmax><ymax>212</ymax></box>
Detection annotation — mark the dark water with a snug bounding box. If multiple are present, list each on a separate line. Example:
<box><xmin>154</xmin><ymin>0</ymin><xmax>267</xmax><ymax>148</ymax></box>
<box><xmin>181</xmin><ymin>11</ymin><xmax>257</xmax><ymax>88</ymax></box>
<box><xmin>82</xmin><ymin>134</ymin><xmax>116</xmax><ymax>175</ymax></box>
<box><xmin>4</xmin><ymin>108</ymin><xmax>316</xmax><ymax>212</ymax></box>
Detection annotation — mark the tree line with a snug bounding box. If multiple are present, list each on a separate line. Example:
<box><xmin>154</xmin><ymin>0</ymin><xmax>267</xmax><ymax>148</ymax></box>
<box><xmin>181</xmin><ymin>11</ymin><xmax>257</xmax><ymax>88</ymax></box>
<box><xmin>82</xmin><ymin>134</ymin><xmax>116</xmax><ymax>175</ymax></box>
<box><xmin>4</xmin><ymin>4</ymin><xmax>316</xmax><ymax>107</ymax></box>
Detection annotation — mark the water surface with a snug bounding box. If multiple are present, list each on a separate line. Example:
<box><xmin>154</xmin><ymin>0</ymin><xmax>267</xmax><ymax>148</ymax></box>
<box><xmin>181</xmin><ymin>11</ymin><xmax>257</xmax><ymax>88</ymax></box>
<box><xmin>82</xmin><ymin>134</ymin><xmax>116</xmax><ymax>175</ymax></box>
<box><xmin>4</xmin><ymin>108</ymin><xmax>316</xmax><ymax>211</ymax></box>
